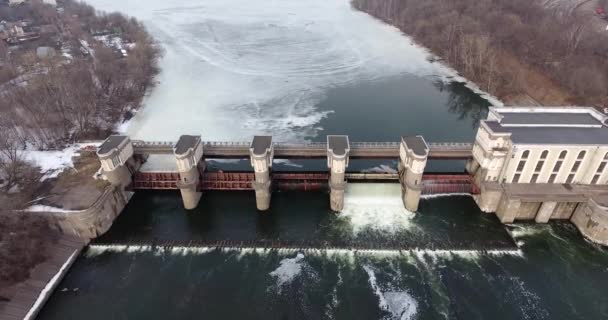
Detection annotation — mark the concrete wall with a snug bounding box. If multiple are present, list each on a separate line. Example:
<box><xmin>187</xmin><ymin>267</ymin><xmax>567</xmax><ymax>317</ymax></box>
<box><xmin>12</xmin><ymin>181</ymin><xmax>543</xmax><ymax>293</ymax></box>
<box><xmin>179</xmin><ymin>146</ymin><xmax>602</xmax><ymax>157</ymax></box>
<box><xmin>571</xmin><ymin>200</ymin><xmax>608</xmax><ymax>246</ymax></box>
<box><xmin>552</xmin><ymin>202</ymin><xmax>577</xmax><ymax>220</ymax></box>
<box><xmin>516</xmin><ymin>202</ymin><xmax>541</xmax><ymax>220</ymax></box>
<box><xmin>49</xmin><ymin>186</ymin><xmax>132</xmax><ymax>240</ymax></box>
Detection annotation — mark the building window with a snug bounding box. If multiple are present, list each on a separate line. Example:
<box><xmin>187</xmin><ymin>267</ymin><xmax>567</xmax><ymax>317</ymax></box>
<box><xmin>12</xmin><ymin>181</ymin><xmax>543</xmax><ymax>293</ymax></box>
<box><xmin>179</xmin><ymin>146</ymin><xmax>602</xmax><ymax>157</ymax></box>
<box><xmin>513</xmin><ymin>174</ymin><xmax>521</xmax><ymax>183</ymax></box>
<box><xmin>591</xmin><ymin>154</ymin><xmax>608</xmax><ymax>184</ymax></box>
<box><xmin>521</xmin><ymin>150</ymin><xmax>530</xmax><ymax>159</ymax></box>
<box><xmin>517</xmin><ymin>160</ymin><xmax>526</xmax><ymax>172</ymax></box>
<box><xmin>531</xmin><ymin>174</ymin><xmax>539</xmax><ymax>183</ymax></box>
<box><xmin>549</xmin><ymin>174</ymin><xmax>557</xmax><ymax>183</ymax></box>
<box><xmin>566</xmin><ymin>174</ymin><xmax>575</xmax><ymax>184</ymax></box>
<box><xmin>559</xmin><ymin>151</ymin><xmax>567</xmax><ymax>159</ymax></box>
<box><xmin>535</xmin><ymin>161</ymin><xmax>544</xmax><ymax>172</ymax></box>
<box><xmin>577</xmin><ymin>151</ymin><xmax>586</xmax><ymax>160</ymax></box>
<box><xmin>540</xmin><ymin>150</ymin><xmax>549</xmax><ymax>159</ymax></box>
<box><xmin>572</xmin><ymin>161</ymin><xmax>581</xmax><ymax>172</ymax></box>
<box><xmin>552</xmin><ymin>161</ymin><xmax>562</xmax><ymax>173</ymax></box>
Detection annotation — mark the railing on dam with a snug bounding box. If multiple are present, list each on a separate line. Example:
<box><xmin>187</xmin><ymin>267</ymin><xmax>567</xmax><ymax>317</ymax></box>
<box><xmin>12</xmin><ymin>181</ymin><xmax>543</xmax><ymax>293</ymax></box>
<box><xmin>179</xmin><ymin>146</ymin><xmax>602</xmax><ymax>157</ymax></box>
<box><xmin>129</xmin><ymin>171</ymin><xmax>479</xmax><ymax>195</ymax></box>
<box><xmin>130</xmin><ymin>140</ymin><xmax>473</xmax><ymax>159</ymax></box>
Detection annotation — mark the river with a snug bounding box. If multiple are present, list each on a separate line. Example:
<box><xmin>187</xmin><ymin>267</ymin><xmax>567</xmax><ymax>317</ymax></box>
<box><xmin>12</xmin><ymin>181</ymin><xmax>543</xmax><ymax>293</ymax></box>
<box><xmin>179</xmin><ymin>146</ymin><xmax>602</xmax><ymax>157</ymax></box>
<box><xmin>37</xmin><ymin>0</ymin><xmax>608</xmax><ymax>319</ymax></box>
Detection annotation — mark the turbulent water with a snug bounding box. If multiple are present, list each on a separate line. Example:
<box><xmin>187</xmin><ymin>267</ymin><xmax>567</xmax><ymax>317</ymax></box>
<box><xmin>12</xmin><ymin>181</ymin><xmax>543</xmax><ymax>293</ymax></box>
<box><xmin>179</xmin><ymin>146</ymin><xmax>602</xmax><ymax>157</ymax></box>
<box><xmin>37</xmin><ymin>0</ymin><xmax>608</xmax><ymax>319</ymax></box>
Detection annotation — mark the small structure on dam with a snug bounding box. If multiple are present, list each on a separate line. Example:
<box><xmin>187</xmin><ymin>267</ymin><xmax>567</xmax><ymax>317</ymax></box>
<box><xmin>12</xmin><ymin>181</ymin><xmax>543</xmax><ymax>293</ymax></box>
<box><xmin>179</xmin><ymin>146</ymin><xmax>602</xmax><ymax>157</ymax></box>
<box><xmin>399</xmin><ymin>136</ymin><xmax>429</xmax><ymax>212</ymax></box>
<box><xmin>327</xmin><ymin>135</ymin><xmax>350</xmax><ymax>211</ymax></box>
<box><xmin>249</xmin><ymin>136</ymin><xmax>274</xmax><ymax>211</ymax></box>
<box><xmin>174</xmin><ymin>135</ymin><xmax>204</xmax><ymax>209</ymax></box>
<box><xmin>97</xmin><ymin>135</ymin><xmax>135</xmax><ymax>187</ymax></box>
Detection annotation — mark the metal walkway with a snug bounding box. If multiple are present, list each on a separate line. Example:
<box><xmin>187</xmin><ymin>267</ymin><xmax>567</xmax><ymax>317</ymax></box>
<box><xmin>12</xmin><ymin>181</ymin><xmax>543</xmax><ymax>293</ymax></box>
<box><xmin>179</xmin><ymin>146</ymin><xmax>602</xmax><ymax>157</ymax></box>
<box><xmin>132</xmin><ymin>141</ymin><xmax>473</xmax><ymax>159</ymax></box>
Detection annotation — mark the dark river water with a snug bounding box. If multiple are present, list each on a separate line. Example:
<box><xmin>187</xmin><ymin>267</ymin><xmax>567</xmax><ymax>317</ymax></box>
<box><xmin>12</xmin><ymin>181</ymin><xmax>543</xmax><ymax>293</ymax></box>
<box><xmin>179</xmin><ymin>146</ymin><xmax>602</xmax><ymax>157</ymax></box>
<box><xmin>37</xmin><ymin>0</ymin><xmax>608</xmax><ymax>319</ymax></box>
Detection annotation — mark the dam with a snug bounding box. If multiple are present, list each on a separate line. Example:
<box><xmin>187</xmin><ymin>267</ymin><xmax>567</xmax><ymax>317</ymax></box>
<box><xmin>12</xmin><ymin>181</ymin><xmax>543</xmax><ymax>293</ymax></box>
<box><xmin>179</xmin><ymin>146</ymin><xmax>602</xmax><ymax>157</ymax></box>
<box><xmin>92</xmin><ymin>107</ymin><xmax>608</xmax><ymax>247</ymax></box>
<box><xmin>34</xmin><ymin>0</ymin><xmax>608</xmax><ymax>319</ymax></box>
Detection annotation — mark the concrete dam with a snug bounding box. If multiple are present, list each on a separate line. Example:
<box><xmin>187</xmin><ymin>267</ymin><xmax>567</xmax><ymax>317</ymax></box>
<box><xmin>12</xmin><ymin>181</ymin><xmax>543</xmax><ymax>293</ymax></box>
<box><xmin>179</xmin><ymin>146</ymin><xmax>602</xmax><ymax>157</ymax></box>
<box><xmin>92</xmin><ymin>107</ymin><xmax>608</xmax><ymax>247</ymax></box>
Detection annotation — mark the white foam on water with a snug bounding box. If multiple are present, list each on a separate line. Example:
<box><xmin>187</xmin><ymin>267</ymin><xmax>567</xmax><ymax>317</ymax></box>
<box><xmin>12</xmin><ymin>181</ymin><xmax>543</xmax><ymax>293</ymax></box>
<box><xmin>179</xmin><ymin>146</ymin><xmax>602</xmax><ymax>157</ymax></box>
<box><xmin>421</xmin><ymin>193</ymin><xmax>472</xmax><ymax>199</ymax></box>
<box><xmin>340</xmin><ymin>183</ymin><xmax>415</xmax><ymax>234</ymax></box>
<box><xmin>269</xmin><ymin>253</ymin><xmax>305</xmax><ymax>287</ymax></box>
<box><xmin>508</xmin><ymin>225</ymin><xmax>549</xmax><ymax>239</ymax></box>
<box><xmin>273</xmin><ymin>159</ymin><xmax>304</xmax><ymax>168</ymax></box>
<box><xmin>362</xmin><ymin>164</ymin><xmax>398</xmax><ymax>173</ymax></box>
<box><xmin>411</xmin><ymin>249</ymin><xmax>523</xmax><ymax>267</ymax></box>
<box><xmin>363</xmin><ymin>265</ymin><xmax>418</xmax><ymax>320</ymax></box>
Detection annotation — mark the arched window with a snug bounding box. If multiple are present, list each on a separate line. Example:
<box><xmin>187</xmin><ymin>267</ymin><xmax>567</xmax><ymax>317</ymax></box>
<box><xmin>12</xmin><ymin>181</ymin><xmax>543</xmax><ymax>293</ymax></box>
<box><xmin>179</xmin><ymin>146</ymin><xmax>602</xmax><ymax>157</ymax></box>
<box><xmin>577</xmin><ymin>151</ymin><xmax>586</xmax><ymax>160</ymax></box>
<box><xmin>540</xmin><ymin>150</ymin><xmax>549</xmax><ymax>159</ymax></box>
<box><xmin>592</xmin><ymin>153</ymin><xmax>608</xmax><ymax>184</ymax></box>
<box><xmin>522</xmin><ymin>150</ymin><xmax>530</xmax><ymax>159</ymax></box>
<box><xmin>559</xmin><ymin>151</ymin><xmax>567</xmax><ymax>159</ymax></box>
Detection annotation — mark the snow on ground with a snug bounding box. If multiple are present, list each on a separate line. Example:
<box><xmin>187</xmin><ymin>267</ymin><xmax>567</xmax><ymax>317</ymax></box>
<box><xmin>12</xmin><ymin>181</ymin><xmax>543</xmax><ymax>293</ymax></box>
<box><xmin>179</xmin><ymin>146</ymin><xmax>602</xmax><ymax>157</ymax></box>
<box><xmin>23</xmin><ymin>205</ymin><xmax>79</xmax><ymax>213</ymax></box>
<box><xmin>21</xmin><ymin>142</ymin><xmax>101</xmax><ymax>180</ymax></box>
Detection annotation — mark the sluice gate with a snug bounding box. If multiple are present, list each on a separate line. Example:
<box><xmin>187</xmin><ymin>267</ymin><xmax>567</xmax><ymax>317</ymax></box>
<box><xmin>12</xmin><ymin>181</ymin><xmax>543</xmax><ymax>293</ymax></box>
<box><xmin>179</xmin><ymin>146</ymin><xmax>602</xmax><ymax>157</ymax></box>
<box><xmin>129</xmin><ymin>171</ymin><xmax>479</xmax><ymax>195</ymax></box>
<box><xmin>99</xmin><ymin>134</ymin><xmax>476</xmax><ymax>211</ymax></box>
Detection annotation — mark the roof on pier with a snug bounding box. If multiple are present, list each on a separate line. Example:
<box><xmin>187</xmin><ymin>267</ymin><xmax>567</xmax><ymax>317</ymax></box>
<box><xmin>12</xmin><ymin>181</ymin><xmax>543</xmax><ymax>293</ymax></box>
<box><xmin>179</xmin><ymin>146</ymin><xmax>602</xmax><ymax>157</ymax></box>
<box><xmin>327</xmin><ymin>135</ymin><xmax>349</xmax><ymax>156</ymax></box>
<box><xmin>174</xmin><ymin>135</ymin><xmax>201</xmax><ymax>155</ymax></box>
<box><xmin>484</xmin><ymin>107</ymin><xmax>608</xmax><ymax>145</ymax></box>
<box><xmin>401</xmin><ymin>136</ymin><xmax>428</xmax><ymax>157</ymax></box>
<box><xmin>251</xmin><ymin>136</ymin><xmax>272</xmax><ymax>156</ymax></box>
<box><xmin>98</xmin><ymin>135</ymin><xmax>129</xmax><ymax>156</ymax></box>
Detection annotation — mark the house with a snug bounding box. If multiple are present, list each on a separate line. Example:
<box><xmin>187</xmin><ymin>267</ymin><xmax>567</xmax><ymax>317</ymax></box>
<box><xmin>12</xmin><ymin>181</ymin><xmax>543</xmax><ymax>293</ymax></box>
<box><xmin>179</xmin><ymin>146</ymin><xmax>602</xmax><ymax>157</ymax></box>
<box><xmin>36</xmin><ymin>46</ymin><xmax>56</xmax><ymax>58</ymax></box>
<box><xmin>8</xmin><ymin>0</ymin><xmax>25</xmax><ymax>6</ymax></box>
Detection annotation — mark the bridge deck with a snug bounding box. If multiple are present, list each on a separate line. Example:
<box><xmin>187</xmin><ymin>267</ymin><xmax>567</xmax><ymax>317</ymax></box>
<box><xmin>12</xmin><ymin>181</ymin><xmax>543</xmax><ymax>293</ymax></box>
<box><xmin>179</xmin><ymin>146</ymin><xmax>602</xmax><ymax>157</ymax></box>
<box><xmin>132</xmin><ymin>141</ymin><xmax>473</xmax><ymax>159</ymax></box>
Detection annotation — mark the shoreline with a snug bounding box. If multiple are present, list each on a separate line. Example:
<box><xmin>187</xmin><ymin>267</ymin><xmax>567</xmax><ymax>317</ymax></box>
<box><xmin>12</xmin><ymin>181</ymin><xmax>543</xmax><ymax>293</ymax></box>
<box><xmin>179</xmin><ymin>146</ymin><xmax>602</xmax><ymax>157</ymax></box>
<box><xmin>0</xmin><ymin>235</ymin><xmax>85</xmax><ymax>320</ymax></box>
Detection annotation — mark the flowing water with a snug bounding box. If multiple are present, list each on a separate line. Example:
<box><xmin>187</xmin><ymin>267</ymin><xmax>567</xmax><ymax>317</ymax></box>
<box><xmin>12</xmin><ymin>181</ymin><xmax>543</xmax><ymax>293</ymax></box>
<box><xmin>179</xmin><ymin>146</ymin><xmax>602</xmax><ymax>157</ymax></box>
<box><xmin>37</xmin><ymin>0</ymin><xmax>608</xmax><ymax>319</ymax></box>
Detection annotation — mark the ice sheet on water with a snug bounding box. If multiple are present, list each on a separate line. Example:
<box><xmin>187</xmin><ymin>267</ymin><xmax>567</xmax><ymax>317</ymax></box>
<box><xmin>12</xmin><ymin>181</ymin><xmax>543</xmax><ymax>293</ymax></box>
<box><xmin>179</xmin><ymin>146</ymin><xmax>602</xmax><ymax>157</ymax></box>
<box><xmin>83</xmin><ymin>0</ymin><xmax>496</xmax><ymax>142</ymax></box>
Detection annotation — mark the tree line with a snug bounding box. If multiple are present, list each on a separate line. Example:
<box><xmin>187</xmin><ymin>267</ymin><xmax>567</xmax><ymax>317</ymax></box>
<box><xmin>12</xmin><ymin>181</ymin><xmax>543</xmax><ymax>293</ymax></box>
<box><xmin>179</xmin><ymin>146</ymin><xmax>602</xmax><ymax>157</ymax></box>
<box><xmin>0</xmin><ymin>0</ymin><xmax>161</xmax><ymax>150</ymax></box>
<box><xmin>352</xmin><ymin>0</ymin><xmax>608</xmax><ymax>106</ymax></box>
<box><xmin>0</xmin><ymin>0</ymin><xmax>161</xmax><ymax>289</ymax></box>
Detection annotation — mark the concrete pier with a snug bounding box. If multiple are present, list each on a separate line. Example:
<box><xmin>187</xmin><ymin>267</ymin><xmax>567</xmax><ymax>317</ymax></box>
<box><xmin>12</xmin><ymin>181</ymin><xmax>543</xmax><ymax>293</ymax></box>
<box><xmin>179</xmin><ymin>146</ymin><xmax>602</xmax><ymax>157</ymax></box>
<box><xmin>535</xmin><ymin>201</ymin><xmax>557</xmax><ymax>223</ymax></box>
<box><xmin>97</xmin><ymin>135</ymin><xmax>135</xmax><ymax>188</ymax></box>
<box><xmin>327</xmin><ymin>135</ymin><xmax>350</xmax><ymax>212</ymax></box>
<box><xmin>174</xmin><ymin>135</ymin><xmax>204</xmax><ymax>210</ymax></box>
<box><xmin>399</xmin><ymin>136</ymin><xmax>429</xmax><ymax>212</ymax></box>
<box><xmin>250</xmin><ymin>136</ymin><xmax>274</xmax><ymax>211</ymax></box>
